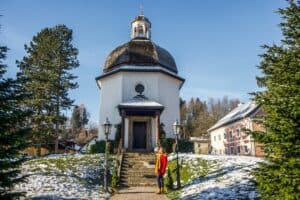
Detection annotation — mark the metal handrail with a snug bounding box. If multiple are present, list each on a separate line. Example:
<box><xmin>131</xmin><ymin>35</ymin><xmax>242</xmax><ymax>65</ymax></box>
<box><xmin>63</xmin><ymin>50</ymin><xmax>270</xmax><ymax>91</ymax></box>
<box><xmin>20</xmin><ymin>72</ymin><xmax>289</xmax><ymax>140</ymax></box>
<box><xmin>116</xmin><ymin>138</ymin><xmax>124</xmax><ymax>183</ymax></box>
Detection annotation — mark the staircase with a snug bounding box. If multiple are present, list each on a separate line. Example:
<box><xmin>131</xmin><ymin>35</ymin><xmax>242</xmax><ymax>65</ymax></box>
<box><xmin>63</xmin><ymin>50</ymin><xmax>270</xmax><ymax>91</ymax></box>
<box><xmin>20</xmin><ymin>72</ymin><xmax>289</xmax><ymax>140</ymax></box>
<box><xmin>120</xmin><ymin>152</ymin><xmax>157</xmax><ymax>187</ymax></box>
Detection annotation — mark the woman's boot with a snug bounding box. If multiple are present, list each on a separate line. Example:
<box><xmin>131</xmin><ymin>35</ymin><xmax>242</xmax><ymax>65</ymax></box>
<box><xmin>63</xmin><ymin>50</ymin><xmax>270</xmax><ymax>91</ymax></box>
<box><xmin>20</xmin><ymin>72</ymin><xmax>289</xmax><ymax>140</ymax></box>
<box><xmin>156</xmin><ymin>188</ymin><xmax>161</xmax><ymax>194</ymax></box>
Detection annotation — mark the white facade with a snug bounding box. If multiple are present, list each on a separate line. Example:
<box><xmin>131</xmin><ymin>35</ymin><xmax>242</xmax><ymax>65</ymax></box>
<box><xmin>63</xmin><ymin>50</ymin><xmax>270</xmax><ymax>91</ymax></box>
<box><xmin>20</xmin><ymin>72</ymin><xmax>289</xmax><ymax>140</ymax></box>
<box><xmin>210</xmin><ymin>119</ymin><xmax>254</xmax><ymax>155</ymax></box>
<box><xmin>97</xmin><ymin>68</ymin><xmax>182</xmax><ymax>148</ymax></box>
<box><xmin>210</xmin><ymin>126</ymin><xmax>226</xmax><ymax>155</ymax></box>
<box><xmin>208</xmin><ymin>102</ymin><xmax>262</xmax><ymax>156</ymax></box>
<box><xmin>96</xmin><ymin>14</ymin><xmax>184</xmax><ymax>151</ymax></box>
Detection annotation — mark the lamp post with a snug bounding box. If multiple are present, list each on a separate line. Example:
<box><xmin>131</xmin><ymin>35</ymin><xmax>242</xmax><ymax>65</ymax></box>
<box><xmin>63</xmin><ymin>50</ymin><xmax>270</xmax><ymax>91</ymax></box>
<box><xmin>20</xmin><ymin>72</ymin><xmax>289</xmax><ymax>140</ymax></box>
<box><xmin>103</xmin><ymin>117</ymin><xmax>112</xmax><ymax>192</ymax></box>
<box><xmin>173</xmin><ymin>119</ymin><xmax>181</xmax><ymax>189</ymax></box>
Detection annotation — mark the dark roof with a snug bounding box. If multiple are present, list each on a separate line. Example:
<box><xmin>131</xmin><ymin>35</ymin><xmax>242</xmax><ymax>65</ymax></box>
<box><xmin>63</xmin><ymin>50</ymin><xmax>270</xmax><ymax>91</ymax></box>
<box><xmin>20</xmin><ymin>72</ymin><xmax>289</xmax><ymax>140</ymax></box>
<box><xmin>103</xmin><ymin>39</ymin><xmax>178</xmax><ymax>73</ymax></box>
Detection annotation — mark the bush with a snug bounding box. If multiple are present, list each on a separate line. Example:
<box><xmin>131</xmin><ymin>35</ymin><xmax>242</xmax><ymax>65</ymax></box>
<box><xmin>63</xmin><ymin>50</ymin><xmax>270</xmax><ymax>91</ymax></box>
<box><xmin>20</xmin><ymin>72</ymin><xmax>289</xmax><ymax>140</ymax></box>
<box><xmin>160</xmin><ymin>138</ymin><xmax>175</xmax><ymax>153</ymax></box>
<box><xmin>88</xmin><ymin>140</ymin><xmax>115</xmax><ymax>154</ymax></box>
<box><xmin>160</xmin><ymin>138</ymin><xmax>193</xmax><ymax>153</ymax></box>
<box><xmin>178</xmin><ymin>139</ymin><xmax>194</xmax><ymax>153</ymax></box>
<box><xmin>111</xmin><ymin>167</ymin><xmax>119</xmax><ymax>188</ymax></box>
<box><xmin>165</xmin><ymin>168</ymin><xmax>174</xmax><ymax>191</ymax></box>
<box><xmin>114</xmin><ymin>123</ymin><xmax>121</xmax><ymax>146</ymax></box>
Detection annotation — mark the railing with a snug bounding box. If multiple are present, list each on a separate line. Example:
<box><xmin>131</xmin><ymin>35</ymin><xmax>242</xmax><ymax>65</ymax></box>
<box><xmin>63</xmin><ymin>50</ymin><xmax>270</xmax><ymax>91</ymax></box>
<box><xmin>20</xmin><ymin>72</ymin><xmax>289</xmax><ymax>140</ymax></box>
<box><xmin>116</xmin><ymin>138</ymin><xmax>124</xmax><ymax>183</ymax></box>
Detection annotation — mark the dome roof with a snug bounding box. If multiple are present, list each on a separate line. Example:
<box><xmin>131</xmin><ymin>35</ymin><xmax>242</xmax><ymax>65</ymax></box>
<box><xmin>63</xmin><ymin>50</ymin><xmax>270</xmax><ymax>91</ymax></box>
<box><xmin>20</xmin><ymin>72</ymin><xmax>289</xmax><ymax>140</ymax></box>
<box><xmin>132</xmin><ymin>15</ymin><xmax>151</xmax><ymax>25</ymax></box>
<box><xmin>103</xmin><ymin>39</ymin><xmax>178</xmax><ymax>73</ymax></box>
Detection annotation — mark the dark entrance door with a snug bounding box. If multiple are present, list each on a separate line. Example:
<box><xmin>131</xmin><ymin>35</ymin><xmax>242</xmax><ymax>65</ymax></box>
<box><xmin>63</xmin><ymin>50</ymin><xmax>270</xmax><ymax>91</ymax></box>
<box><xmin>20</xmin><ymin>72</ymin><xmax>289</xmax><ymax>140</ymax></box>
<box><xmin>133</xmin><ymin>122</ymin><xmax>147</xmax><ymax>149</ymax></box>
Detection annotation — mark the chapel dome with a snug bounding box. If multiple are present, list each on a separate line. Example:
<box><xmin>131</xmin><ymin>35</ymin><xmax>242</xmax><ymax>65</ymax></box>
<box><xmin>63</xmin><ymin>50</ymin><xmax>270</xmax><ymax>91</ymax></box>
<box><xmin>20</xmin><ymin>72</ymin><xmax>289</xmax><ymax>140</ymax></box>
<box><xmin>103</xmin><ymin>14</ymin><xmax>177</xmax><ymax>74</ymax></box>
<box><xmin>103</xmin><ymin>39</ymin><xmax>178</xmax><ymax>73</ymax></box>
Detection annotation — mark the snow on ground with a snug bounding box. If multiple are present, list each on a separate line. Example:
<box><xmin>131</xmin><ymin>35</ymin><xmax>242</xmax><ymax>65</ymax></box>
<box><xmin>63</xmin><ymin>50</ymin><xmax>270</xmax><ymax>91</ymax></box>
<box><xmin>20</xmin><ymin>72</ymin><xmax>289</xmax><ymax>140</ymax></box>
<box><xmin>13</xmin><ymin>154</ymin><xmax>115</xmax><ymax>200</ymax></box>
<box><xmin>168</xmin><ymin>154</ymin><xmax>263</xmax><ymax>200</ymax></box>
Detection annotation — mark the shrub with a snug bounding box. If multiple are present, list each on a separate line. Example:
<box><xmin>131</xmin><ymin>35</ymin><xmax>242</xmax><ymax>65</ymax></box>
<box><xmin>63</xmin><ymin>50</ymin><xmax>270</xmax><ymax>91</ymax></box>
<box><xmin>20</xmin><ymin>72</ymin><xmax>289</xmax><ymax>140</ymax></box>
<box><xmin>111</xmin><ymin>167</ymin><xmax>119</xmax><ymax>188</ymax></box>
<box><xmin>160</xmin><ymin>138</ymin><xmax>175</xmax><ymax>153</ymax></box>
<box><xmin>88</xmin><ymin>140</ymin><xmax>115</xmax><ymax>154</ymax></box>
<box><xmin>165</xmin><ymin>168</ymin><xmax>174</xmax><ymax>190</ymax></box>
<box><xmin>114</xmin><ymin>123</ymin><xmax>121</xmax><ymax>146</ymax></box>
<box><xmin>178</xmin><ymin>139</ymin><xmax>193</xmax><ymax>153</ymax></box>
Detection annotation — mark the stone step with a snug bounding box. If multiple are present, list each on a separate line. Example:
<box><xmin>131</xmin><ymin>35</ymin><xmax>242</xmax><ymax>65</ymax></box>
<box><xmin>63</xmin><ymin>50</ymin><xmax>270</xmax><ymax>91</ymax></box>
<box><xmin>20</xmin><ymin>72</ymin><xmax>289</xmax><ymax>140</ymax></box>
<box><xmin>122</xmin><ymin>159</ymin><xmax>155</xmax><ymax>163</ymax></box>
<box><xmin>119</xmin><ymin>152</ymin><xmax>158</xmax><ymax>188</ymax></box>
<box><xmin>122</xmin><ymin>158</ymin><xmax>155</xmax><ymax>161</ymax></box>
<box><xmin>121</xmin><ymin>165</ymin><xmax>154</xmax><ymax>170</ymax></box>
<box><xmin>123</xmin><ymin>155</ymin><xmax>155</xmax><ymax>159</ymax></box>
<box><xmin>119</xmin><ymin>182</ymin><xmax>157</xmax><ymax>187</ymax></box>
<box><xmin>120</xmin><ymin>175</ymin><xmax>156</xmax><ymax>180</ymax></box>
<box><xmin>124</xmin><ymin>154</ymin><xmax>155</xmax><ymax>156</ymax></box>
<box><xmin>121</xmin><ymin>170</ymin><xmax>155</xmax><ymax>175</ymax></box>
<box><xmin>120</xmin><ymin>178</ymin><xmax>156</xmax><ymax>186</ymax></box>
<box><xmin>121</xmin><ymin>173</ymin><xmax>156</xmax><ymax>179</ymax></box>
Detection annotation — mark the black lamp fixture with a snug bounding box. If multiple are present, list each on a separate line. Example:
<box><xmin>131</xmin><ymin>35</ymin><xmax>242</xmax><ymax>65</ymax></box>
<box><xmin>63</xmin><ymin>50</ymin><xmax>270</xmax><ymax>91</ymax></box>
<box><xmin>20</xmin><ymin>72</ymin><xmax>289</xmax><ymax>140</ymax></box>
<box><xmin>103</xmin><ymin>117</ymin><xmax>112</xmax><ymax>192</ymax></box>
<box><xmin>173</xmin><ymin>119</ymin><xmax>181</xmax><ymax>189</ymax></box>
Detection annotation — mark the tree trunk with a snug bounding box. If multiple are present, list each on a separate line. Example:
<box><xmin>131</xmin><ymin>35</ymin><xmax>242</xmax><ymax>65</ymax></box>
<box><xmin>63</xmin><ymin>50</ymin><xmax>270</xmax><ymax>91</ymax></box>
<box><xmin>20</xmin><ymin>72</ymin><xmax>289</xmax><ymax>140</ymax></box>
<box><xmin>55</xmin><ymin>138</ymin><xmax>59</xmax><ymax>154</ymax></box>
<box><xmin>37</xmin><ymin>143</ymin><xmax>41</xmax><ymax>157</ymax></box>
<box><xmin>54</xmin><ymin>66</ymin><xmax>61</xmax><ymax>154</ymax></box>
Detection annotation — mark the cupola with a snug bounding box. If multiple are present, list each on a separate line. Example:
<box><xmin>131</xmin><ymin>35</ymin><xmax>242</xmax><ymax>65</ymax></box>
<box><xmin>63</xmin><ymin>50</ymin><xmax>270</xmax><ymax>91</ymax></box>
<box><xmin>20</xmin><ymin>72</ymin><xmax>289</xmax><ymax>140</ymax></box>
<box><xmin>131</xmin><ymin>14</ymin><xmax>151</xmax><ymax>40</ymax></box>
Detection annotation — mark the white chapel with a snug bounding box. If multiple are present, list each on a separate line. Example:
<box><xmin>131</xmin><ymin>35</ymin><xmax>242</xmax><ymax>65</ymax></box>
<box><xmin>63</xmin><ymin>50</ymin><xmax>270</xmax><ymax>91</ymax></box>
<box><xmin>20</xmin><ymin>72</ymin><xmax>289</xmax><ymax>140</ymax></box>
<box><xmin>96</xmin><ymin>14</ymin><xmax>184</xmax><ymax>151</ymax></box>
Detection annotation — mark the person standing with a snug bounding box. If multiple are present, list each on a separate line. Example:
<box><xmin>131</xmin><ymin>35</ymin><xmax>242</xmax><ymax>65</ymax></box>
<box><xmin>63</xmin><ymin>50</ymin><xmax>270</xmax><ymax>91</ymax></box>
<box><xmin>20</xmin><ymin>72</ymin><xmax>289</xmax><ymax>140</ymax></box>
<box><xmin>155</xmin><ymin>147</ymin><xmax>168</xmax><ymax>194</ymax></box>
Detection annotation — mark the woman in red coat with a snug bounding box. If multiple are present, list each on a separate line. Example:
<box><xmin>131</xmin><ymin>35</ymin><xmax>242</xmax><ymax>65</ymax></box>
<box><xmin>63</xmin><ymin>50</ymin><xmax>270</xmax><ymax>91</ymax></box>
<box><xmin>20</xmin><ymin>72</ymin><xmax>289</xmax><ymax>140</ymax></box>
<box><xmin>155</xmin><ymin>147</ymin><xmax>168</xmax><ymax>194</ymax></box>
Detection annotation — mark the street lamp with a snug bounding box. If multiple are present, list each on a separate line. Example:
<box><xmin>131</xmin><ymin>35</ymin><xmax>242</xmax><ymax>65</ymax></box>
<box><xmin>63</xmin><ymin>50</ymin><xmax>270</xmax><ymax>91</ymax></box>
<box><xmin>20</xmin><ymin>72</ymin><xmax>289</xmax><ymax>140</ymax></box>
<box><xmin>173</xmin><ymin>119</ymin><xmax>181</xmax><ymax>189</ymax></box>
<box><xmin>103</xmin><ymin>117</ymin><xmax>112</xmax><ymax>192</ymax></box>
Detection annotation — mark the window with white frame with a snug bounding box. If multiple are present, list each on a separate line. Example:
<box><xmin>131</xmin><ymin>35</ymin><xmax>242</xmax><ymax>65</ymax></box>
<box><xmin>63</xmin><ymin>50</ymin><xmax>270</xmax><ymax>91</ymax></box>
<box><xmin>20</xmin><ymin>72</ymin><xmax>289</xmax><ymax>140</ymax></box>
<box><xmin>244</xmin><ymin>146</ymin><xmax>248</xmax><ymax>153</ymax></box>
<box><xmin>236</xmin><ymin>128</ymin><xmax>240</xmax><ymax>137</ymax></box>
<box><xmin>230</xmin><ymin>146</ymin><xmax>234</xmax><ymax>154</ymax></box>
<box><xmin>237</xmin><ymin>146</ymin><xmax>241</xmax><ymax>154</ymax></box>
<box><xmin>214</xmin><ymin>136</ymin><xmax>216</xmax><ymax>141</ymax></box>
<box><xmin>218</xmin><ymin>135</ymin><xmax>221</xmax><ymax>140</ymax></box>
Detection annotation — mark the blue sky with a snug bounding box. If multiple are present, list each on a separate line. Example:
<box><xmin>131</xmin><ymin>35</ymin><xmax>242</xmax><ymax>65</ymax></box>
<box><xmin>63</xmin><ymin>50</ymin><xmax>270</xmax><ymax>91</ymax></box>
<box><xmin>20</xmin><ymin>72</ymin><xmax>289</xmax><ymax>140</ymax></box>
<box><xmin>1</xmin><ymin>0</ymin><xmax>286</xmax><ymax>123</ymax></box>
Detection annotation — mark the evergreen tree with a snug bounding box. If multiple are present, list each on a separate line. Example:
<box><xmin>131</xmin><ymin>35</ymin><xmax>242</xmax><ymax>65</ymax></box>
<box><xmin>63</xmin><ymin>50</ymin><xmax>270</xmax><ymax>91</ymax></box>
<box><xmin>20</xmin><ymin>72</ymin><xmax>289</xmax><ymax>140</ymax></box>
<box><xmin>182</xmin><ymin>97</ymin><xmax>239</xmax><ymax>137</ymax></box>
<box><xmin>70</xmin><ymin>104</ymin><xmax>89</xmax><ymax>137</ymax></box>
<box><xmin>0</xmin><ymin>33</ymin><xmax>30</xmax><ymax>198</ymax></box>
<box><xmin>252</xmin><ymin>1</ymin><xmax>300</xmax><ymax>199</ymax></box>
<box><xmin>17</xmin><ymin>25</ymin><xmax>79</xmax><ymax>154</ymax></box>
<box><xmin>80</xmin><ymin>104</ymin><xmax>89</xmax><ymax>128</ymax></box>
<box><xmin>71</xmin><ymin>105</ymin><xmax>81</xmax><ymax>136</ymax></box>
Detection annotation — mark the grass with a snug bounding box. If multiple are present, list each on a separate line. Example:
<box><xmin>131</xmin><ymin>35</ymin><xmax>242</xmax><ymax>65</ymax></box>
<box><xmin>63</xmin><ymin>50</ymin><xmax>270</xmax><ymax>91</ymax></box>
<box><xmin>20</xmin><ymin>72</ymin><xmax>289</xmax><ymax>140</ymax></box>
<box><xmin>166</xmin><ymin>157</ymin><xmax>217</xmax><ymax>199</ymax></box>
<box><xmin>23</xmin><ymin>153</ymin><xmax>117</xmax><ymax>187</ymax></box>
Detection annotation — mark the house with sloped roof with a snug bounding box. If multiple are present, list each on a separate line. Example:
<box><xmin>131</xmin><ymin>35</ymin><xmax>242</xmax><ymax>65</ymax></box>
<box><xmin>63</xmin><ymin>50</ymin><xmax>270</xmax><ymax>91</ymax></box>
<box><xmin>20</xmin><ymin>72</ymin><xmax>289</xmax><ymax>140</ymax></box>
<box><xmin>207</xmin><ymin>101</ymin><xmax>265</xmax><ymax>157</ymax></box>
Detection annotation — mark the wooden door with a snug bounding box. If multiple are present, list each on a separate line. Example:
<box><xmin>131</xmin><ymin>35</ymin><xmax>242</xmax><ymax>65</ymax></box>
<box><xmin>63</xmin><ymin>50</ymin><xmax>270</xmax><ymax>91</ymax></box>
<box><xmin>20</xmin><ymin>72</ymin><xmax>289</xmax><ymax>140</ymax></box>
<box><xmin>133</xmin><ymin>122</ymin><xmax>147</xmax><ymax>149</ymax></box>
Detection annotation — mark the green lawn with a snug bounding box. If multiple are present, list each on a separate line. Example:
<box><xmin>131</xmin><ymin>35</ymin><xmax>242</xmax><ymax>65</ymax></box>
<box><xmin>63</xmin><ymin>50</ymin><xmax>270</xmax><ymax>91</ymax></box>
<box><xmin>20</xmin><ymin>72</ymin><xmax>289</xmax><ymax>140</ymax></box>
<box><xmin>166</xmin><ymin>156</ymin><xmax>217</xmax><ymax>199</ymax></box>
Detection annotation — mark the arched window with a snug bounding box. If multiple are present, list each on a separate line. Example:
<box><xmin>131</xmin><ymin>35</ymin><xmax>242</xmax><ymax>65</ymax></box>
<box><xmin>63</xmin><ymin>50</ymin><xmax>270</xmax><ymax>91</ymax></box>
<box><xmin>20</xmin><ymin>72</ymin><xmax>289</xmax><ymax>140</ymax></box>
<box><xmin>138</xmin><ymin>25</ymin><xmax>143</xmax><ymax>35</ymax></box>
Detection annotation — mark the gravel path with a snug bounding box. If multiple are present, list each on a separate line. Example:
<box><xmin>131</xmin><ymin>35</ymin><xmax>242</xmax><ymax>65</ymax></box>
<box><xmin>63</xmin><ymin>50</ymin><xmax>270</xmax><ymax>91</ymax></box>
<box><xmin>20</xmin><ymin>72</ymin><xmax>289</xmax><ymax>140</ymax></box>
<box><xmin>110</xmin><ymin>187</ymin><xmax>169</xmax><ymax>200</ymax></box>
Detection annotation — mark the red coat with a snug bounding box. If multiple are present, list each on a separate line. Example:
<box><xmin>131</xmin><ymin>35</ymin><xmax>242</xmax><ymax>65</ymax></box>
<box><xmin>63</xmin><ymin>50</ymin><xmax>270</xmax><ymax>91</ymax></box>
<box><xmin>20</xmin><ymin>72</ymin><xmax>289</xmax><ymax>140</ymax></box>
<box><xmin>158</xmin><ymin>154</ymin><xmax>168</xmax><ymax>175</ymax></box>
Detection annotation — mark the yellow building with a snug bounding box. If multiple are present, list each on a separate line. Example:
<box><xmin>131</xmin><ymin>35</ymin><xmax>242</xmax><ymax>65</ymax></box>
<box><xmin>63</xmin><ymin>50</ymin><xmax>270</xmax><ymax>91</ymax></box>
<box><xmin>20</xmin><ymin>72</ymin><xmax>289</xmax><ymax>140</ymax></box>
<box><xmin>190</xmin><ymin>136</ymin><xmax>210</xmax><ymax>154</ymax></box>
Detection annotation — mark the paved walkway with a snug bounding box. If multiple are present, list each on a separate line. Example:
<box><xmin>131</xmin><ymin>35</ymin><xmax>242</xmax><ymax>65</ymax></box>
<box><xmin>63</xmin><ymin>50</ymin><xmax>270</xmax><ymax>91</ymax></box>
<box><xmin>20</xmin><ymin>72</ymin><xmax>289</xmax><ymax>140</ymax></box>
<box><xmin>110</xmin><ymin>187</ymin><xmax>169</xmax><ymax>200</ymax></box>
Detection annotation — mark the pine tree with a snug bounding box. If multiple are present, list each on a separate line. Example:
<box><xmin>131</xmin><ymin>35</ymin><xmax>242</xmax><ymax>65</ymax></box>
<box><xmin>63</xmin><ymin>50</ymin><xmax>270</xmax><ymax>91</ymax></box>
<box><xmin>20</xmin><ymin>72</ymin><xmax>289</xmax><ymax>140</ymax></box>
<box><xmin>70</xmin><ymin>104</ymin><xmax>89</xmax><ymax>137</ymax></box>
<box><xmin>79</xmin><ymin>104</ymin><xmax>89</xmax><ymax>128</ymax></box>
<box><xmin>71</xmin><ymin>105</ymin><xmax>81</xmax><ymax>136</ymax></box>
<box><xmin>17</xmin><ymin>25</ymin><xmax>79</xmax><ymax>155</ymax></box>
<box><xmin>252</xmin><ymin>1</ymin><xmax>300</xmax><ymax>199</ymax></box>
<box><xmin>0</xmin><ymin>34</ymin><xmax>31</xmax><ymax>198</ymax></box>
